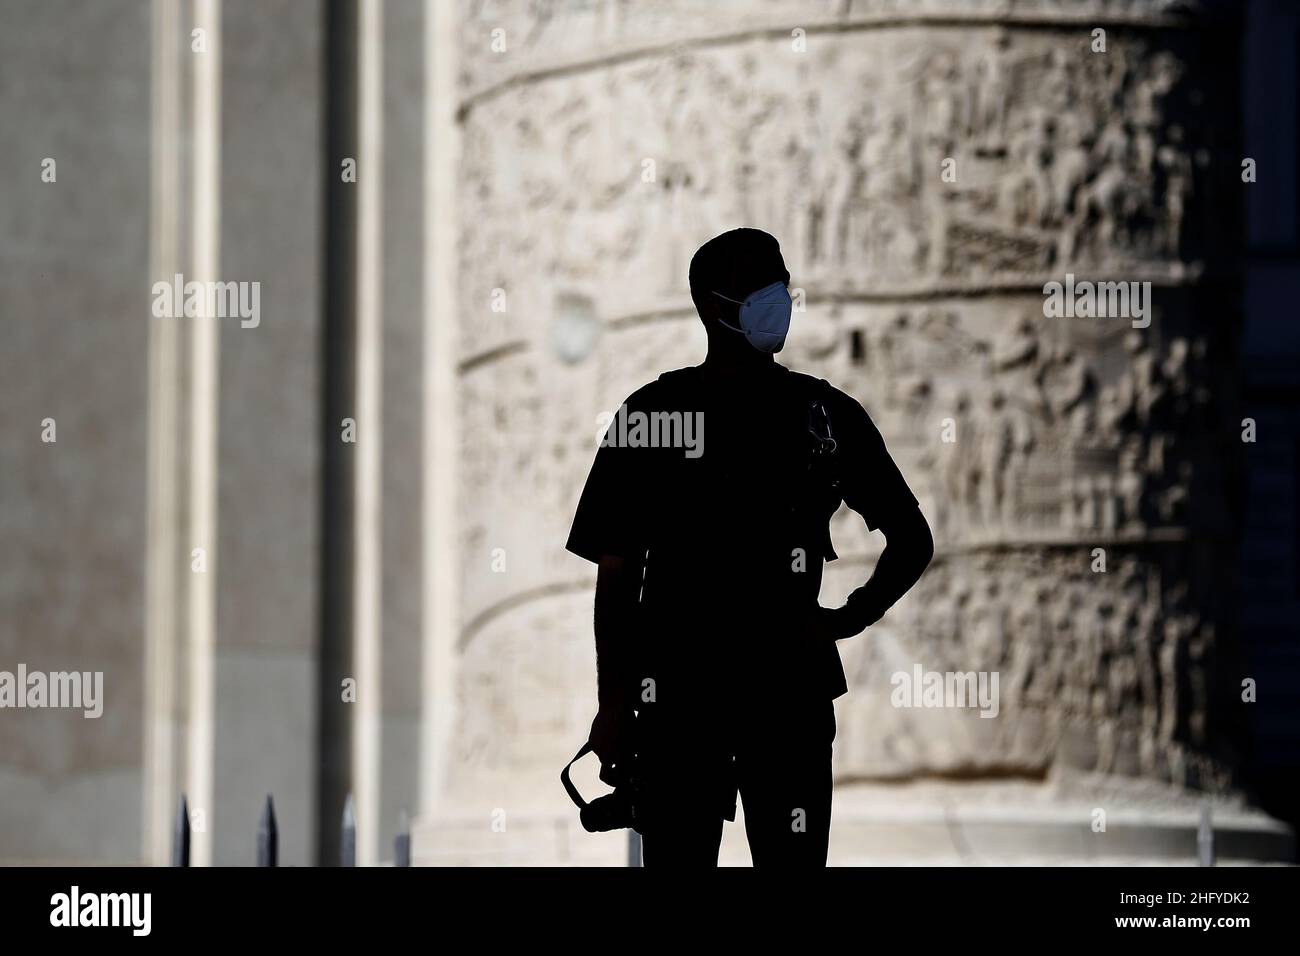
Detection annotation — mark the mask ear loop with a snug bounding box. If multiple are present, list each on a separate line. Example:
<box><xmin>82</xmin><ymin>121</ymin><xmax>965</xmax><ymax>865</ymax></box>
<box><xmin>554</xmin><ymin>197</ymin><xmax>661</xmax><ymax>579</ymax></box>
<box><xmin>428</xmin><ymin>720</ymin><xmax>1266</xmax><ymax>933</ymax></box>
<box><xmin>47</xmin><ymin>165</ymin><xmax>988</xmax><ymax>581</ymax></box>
<box><xmin>710</xmin><ymin>289</ymin><xmax>748</xmax><ymax>335</ymax></box>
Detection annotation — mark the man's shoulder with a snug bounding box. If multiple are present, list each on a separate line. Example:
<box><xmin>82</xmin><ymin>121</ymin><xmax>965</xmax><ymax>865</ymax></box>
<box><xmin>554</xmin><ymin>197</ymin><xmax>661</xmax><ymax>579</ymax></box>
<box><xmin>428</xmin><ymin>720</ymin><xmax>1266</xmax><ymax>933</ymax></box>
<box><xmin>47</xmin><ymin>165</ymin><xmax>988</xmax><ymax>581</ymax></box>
<box><xmin>653</xmin><ymin>365</ymin><xmax>703</xmax><ymax>390</ymax></box>
<box><xmin>620</xmin><ymin>366</ymin><xmax>701</xmax><ymax>409</ymax></box>
<box><xmin>782</xmin><ymin>369</ymin><xmax>872</xmax><ymax>422</ymax></box>
<box><xmin>781</xmin><ymin>367</ymin><xmax>830</xmax><ymax>397</ymax></box>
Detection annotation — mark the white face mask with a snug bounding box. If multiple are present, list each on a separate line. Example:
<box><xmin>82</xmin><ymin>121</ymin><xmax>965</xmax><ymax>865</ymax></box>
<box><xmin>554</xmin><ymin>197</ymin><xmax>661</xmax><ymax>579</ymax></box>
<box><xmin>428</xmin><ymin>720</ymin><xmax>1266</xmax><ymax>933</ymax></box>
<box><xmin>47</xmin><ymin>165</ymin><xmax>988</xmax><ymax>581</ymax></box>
<box><xmin>711</xmin><ymin>281</ymin><xmax>793</xmax><ymax>353</ymax></box>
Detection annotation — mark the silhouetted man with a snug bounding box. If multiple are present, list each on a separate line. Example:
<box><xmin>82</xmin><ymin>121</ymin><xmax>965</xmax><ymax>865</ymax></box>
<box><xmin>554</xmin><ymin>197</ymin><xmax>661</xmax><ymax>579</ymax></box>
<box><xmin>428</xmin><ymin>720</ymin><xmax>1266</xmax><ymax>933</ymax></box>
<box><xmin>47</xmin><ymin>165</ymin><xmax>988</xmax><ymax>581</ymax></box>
<box><xmin>566</xmin><ymin>228</ymin><xmax>933</xmax><ymax>866</ymax></box>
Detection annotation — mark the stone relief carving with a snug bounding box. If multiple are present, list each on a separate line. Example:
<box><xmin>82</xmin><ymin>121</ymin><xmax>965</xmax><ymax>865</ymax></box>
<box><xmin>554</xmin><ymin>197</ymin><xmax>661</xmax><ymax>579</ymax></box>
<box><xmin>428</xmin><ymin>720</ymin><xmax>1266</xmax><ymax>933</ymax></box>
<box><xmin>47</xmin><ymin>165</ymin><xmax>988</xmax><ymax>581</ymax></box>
<box><xmin>827</xmin><ymin>544</ymin><xmax>1231</xmax><ymax>788</ymax></box>
<box><xmin>458</xmin><ymin>23</ymin><xmax>1230</xmax><ymax>357</ymax></box>
<box><xmin>449</xmin><ymin>4</ymin><xmax>1240</xmax><ymax>795</ymax></box>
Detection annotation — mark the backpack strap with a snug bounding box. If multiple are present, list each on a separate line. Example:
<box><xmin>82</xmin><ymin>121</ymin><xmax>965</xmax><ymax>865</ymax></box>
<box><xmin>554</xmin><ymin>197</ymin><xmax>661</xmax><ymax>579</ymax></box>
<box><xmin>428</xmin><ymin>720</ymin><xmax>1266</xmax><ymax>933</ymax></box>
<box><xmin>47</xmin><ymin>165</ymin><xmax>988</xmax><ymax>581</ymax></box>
<box><xmin>807</xmin><ymin>382</ymin><xmax>839</xmax><ymax>468</ymax></box>
<box><xmin>788</xmin><ymin>373</ymin><xmax>843</xmax><ymax>561</ymax></box>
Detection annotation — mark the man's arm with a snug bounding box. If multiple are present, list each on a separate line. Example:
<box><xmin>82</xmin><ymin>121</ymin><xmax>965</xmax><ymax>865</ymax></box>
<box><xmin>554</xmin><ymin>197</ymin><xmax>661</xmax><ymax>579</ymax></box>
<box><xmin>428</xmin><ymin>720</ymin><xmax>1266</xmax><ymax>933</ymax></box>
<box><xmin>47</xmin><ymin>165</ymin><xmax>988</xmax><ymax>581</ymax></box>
<box><xmin>588</xmin><ymin>551</ymin><xmax>644</xmax><ymax>777</ymax></box>
<box><xmin>819</xmin><ymin>503</ymin><xmax>933</xmax><ymax>641</ymax></box>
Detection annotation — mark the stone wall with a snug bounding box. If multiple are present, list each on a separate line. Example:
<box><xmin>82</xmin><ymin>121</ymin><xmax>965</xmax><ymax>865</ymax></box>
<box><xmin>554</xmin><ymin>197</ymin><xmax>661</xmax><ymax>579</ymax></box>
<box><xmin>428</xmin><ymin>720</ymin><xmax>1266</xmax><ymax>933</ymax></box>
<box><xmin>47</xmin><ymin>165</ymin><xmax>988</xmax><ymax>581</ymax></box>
<box><xmin>0</xmin><ymin>0</ymin><xmax>152</xmax><ymax>864</ymax></box>
<box><xmin>429</xmin><ymin>0</ymin><xmax>1252</xmax><ymax>862</ymax></box>
<box><xmin>0</xmin><ymin>0</ymin><xmax>1281</xmax><ymax>867</ymax></box>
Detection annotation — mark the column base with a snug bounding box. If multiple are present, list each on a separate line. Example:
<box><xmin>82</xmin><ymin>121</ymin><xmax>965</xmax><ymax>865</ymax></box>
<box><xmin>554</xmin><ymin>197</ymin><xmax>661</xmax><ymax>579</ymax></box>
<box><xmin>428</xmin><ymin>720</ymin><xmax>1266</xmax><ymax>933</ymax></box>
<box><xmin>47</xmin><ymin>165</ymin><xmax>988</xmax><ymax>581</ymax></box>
<box><xmin>414</xmin><ymin>777</ymin><xmax>1294</xmax><ymax>866</ymax></box>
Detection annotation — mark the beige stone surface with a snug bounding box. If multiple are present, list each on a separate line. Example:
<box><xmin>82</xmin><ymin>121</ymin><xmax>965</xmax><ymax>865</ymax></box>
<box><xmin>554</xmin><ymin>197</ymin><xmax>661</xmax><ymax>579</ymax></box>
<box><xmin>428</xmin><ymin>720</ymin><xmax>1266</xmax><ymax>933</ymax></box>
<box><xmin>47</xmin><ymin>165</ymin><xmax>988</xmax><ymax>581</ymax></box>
<box><xmin>0</xmin><ymin>0</ymin><xmax>152</xmax><ymax>863</ymax></box>
<box><xmin>210</xmin><ymin>0</ymin><xmax>325</xmax><ymax>866</ymax></box>
<box><xmin>0</xmin><ymin>0</ymin><xmax>1283</xmax><ymax>867</ymax></box>
<box><xmin>424</xmin><ymin>0</ymin><xmax>1264</xmax><ymax>863</ymax></box>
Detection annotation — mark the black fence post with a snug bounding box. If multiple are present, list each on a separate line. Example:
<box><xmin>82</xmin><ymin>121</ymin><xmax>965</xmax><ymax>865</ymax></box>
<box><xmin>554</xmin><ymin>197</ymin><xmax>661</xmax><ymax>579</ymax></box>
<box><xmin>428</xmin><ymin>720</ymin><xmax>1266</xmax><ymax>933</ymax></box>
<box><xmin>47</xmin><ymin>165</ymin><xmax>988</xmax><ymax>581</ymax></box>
<box><xmin>1198</xmin><ymin>800</ymin><xmax>1215</xmax><ymax>866</ymax></box>
<box><xmin>257</xmin><ymin>794</ymin><xmax>278</xmax><ymax>867</ymax></box>
<box><xmin>341</xmin><ymin>793</ymin><xmax>356</xmax><ymax>867</ymax></box>
<box><xmin>394</xmin><ymin>809</ymin><xmax>411</xmax><ymax>867</ymax></box>
<box><xmin>171</xmin><ymin>794</ymin><xmax>190</xmax><ymax>867</ymax></box>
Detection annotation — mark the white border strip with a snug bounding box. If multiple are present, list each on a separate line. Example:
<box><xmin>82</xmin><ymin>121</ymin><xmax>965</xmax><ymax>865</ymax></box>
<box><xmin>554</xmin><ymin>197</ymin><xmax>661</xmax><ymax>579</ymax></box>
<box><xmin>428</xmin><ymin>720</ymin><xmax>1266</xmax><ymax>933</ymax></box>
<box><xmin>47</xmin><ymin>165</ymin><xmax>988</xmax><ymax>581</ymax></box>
<box><xmin>353</xmin><ymin>0</ymin><xmax>385</xmax><ymax>867</ymax></box>
<box><xmin>187</xmin><ymin>0</ymin><xmax>221</xmax><ymax>868</ymax></box>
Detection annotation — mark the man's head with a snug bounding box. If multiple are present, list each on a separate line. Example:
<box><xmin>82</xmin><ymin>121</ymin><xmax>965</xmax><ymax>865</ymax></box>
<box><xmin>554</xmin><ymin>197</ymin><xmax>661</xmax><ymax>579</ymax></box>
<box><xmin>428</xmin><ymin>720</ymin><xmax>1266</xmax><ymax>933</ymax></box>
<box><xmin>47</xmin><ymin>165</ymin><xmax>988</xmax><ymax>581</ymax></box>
<box><xmin>689</xmin><ymin>229</ymin><xmax>791</xmax><ymax>346</ymax></box>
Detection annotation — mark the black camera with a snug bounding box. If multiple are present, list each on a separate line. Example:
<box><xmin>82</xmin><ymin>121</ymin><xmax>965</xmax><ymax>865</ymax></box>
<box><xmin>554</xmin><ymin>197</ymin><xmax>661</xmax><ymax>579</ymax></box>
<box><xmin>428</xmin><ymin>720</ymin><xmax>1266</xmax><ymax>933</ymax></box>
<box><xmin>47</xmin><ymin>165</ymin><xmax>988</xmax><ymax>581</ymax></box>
<box><xmin>560</xmin><ymin>743</ymin><xmax>641</xmax><ymax>833</ymax></box>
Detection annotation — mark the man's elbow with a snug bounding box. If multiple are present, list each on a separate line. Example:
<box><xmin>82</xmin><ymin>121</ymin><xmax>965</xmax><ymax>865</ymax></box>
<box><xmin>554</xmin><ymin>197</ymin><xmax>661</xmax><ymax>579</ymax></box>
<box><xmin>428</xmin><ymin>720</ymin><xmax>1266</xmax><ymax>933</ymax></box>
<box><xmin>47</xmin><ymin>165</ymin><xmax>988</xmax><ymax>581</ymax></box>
<box><xmin>885</xmin><ymin>506</ymin><xmax>934</xmax><ymax>575</ymax></box>
<box><xmin>914</xmin><ymin>510</ymin><xmax>934</xmax><ymax>571</ymax></box>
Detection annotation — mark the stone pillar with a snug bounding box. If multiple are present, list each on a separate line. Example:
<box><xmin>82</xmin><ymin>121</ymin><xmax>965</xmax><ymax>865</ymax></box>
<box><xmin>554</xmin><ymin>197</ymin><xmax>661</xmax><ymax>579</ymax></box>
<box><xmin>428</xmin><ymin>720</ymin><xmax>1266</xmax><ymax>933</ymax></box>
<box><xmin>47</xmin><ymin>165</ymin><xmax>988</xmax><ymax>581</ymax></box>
<box><xmin>0</xmin><ymin>0</ymin><xmax>152</xmax><ymax>864</ymax></box>
<box><xmin>210</xmin><ymin>0</ymin><xmax>326</xmax><ymax>867</ymax></box>
<box><xmin>0</xmin><ymin>0</ymin><xmax>331</xmax><ymax>866</ymax></box>
<box><xmin>373</xmin><ymin>0</ymin><xmax>430</xmax><ymax>866</ymax></box>
<box><xmin>418</xmin><ymin>0</ymin><xmax>1291</xmax><ymax>863</ymax></box>
<box><xmin>317</xmin><ymin>0</ymin><xmax>432</xmax><ymax>866</ymax></box>
<box><xmin>0</xmin><ymin>0</ymin><xmax>429</xmax><ymax>866</ymax></box>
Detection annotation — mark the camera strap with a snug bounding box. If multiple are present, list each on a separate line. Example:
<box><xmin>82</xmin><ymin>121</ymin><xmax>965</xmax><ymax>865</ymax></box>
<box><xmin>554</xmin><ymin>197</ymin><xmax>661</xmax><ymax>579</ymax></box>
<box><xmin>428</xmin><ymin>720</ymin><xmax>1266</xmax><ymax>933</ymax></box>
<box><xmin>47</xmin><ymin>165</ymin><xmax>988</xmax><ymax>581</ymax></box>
<box><xmin>560</xmin><ymin>742</ymin><xmax>595</xmax><ymax>810</ymax></box>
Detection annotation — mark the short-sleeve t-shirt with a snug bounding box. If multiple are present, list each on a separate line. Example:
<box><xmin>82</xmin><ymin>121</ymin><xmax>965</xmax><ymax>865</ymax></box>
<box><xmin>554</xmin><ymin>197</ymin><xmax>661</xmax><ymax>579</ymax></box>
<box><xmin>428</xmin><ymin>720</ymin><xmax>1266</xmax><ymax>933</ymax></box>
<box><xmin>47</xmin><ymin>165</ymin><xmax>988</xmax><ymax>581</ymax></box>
<box><xmin>566</xmin><ymin>362</ymin><xmax>918</xmax><ymax>707</ymax></box>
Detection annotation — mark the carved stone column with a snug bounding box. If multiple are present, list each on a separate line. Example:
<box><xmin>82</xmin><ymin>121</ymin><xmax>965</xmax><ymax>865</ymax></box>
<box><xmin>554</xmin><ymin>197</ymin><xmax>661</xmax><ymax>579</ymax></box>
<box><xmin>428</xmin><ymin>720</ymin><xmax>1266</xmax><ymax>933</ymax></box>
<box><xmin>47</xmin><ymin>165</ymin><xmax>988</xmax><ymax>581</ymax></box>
<box><xmin>419</xmin><ymin>0</ymin><xmax>1291</xmax><ymax>863</ymax></box>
